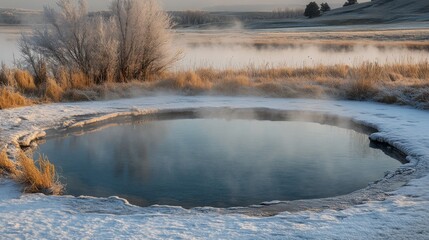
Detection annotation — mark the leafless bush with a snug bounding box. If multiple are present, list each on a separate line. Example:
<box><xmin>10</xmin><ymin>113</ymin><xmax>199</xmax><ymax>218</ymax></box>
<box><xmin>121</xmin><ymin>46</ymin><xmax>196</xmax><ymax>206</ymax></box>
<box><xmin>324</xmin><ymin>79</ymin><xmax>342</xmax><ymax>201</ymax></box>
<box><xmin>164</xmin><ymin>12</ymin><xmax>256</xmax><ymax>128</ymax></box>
<box><xmin>20</xmin><ymin>0</ymin><xmax>176</xmax><ymax>84</ymax></box>
<box><xmin>111</xmin><ymin>0</ymin><xmax>176</xmax><ymax>81</ymax></box>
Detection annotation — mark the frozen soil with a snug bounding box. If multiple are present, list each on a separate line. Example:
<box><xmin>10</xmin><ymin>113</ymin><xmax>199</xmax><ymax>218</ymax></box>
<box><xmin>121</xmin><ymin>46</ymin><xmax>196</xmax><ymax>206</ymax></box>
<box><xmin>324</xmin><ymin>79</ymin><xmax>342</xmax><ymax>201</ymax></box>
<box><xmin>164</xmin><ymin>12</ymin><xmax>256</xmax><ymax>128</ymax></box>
<box><xmin>1</xmin><ymin>96</ymin><xmax>429</xmax><ymax>239</ymax></box>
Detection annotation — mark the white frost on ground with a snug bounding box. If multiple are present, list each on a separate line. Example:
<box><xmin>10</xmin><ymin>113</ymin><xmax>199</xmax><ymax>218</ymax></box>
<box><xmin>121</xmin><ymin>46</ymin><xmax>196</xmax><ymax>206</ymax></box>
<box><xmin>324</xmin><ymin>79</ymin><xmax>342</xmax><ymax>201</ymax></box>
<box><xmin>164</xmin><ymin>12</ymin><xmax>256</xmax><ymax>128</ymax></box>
<box><xmin>1</xmin><ymin>96</ymin><xmax>429</xmax><ymax>239</ymax></box>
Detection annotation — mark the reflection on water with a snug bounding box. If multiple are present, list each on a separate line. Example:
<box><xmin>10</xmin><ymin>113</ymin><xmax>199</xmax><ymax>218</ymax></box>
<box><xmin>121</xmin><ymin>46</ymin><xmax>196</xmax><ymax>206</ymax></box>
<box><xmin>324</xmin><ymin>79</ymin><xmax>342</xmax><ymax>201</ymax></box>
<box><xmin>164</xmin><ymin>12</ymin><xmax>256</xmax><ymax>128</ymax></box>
<box><xmin>38</xmin><ymin>119</ymin><xmax>401</xmax><ymax>208</ymax></box>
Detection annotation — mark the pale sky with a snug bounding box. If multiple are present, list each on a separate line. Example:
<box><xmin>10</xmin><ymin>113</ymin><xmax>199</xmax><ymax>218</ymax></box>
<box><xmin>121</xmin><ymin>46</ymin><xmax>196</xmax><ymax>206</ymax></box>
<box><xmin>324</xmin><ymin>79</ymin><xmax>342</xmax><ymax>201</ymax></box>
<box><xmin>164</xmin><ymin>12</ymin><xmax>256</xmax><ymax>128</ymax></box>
<box><xmin>0</xmin><ymin>0</ymin><xmax>369</xmax><ymax>11</ymax></box>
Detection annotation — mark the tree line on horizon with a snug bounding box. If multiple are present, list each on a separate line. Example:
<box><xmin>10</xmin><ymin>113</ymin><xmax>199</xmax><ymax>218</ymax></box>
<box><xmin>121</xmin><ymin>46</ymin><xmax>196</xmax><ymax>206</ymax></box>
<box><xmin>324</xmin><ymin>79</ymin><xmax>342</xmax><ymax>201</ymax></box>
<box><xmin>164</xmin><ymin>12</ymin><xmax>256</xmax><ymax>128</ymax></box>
<box><xmin>304</xmin><ymin>0</ymin><xmax>358</xmax><ymax>18</ymax></box>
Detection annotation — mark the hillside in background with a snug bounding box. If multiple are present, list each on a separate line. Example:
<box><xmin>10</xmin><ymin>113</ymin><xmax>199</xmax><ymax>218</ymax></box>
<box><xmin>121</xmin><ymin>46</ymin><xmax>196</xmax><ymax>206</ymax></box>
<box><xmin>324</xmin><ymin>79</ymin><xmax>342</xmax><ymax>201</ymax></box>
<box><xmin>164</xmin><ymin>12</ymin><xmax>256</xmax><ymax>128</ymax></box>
<box><xmin>0</xmin><ymin>0</ymin><xmax>428</xmax><ymax>28</ymax></box>
<box><xmin>321</xmin><ymin>0</ymin><xmax>429</xmax><ymax>24</ymax></box>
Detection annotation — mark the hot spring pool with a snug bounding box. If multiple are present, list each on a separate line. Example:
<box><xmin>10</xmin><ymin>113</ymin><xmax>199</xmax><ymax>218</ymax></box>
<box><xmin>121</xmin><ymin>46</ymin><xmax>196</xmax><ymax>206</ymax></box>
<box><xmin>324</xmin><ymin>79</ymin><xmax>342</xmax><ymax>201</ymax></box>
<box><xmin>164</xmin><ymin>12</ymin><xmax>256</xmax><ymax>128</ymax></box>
<box><xmin>37</xmin><ymin>115</ymin><xmax>403</xmax><ymax>208</ymax></box>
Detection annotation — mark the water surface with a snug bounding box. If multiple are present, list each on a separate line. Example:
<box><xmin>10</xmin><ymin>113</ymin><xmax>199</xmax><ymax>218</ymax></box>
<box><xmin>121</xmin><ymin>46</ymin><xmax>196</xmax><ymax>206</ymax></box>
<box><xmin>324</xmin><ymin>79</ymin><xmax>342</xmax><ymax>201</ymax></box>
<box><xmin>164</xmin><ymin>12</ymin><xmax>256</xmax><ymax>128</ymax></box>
<box><xmin>38</xmin><ymin>119</ymin><xmax>402</xmax><ymax>208</ymax></box>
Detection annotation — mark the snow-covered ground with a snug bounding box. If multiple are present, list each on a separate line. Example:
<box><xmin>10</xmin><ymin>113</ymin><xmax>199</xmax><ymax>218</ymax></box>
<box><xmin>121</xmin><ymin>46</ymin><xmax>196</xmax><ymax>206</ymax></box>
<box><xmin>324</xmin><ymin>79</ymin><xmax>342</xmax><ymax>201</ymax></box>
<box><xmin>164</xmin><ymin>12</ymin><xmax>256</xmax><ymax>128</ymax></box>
<box><xmin>0</xmin><ymin>96</ymin><xmax>428</xmax><ymax>239</ymax></box>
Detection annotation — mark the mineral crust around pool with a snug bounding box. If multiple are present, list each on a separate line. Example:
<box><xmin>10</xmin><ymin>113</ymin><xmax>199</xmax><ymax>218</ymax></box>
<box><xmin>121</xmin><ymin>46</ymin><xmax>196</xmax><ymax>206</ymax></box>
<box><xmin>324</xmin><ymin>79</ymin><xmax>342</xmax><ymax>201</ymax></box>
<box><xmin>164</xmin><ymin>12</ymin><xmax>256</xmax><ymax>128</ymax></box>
<box><xmin>0</xmin><ymin>96</ymin><xmax>428</xmax><ymax>239</ymax></box>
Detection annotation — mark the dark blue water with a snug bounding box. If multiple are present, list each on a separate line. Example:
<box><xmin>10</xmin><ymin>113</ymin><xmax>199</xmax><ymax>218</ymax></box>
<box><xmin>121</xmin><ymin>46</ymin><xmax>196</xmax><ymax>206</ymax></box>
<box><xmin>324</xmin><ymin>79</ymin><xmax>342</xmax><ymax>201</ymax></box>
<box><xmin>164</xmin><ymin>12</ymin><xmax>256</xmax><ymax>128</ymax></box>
<box><xmin>38</xmin><ymin>119</ymin><xmax>401</xmax><ymax>208</ymax></box>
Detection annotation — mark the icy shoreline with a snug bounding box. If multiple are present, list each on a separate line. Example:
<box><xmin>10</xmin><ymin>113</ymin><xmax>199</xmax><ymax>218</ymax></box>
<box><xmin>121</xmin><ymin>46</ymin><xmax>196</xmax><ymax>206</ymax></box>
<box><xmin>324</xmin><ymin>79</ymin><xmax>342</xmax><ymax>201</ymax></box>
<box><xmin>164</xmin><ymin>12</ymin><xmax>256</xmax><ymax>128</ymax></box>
<box><xmin>1</xmin><ymin>96</ymin><xmax>429</xmax><ymax>239</ymax></box>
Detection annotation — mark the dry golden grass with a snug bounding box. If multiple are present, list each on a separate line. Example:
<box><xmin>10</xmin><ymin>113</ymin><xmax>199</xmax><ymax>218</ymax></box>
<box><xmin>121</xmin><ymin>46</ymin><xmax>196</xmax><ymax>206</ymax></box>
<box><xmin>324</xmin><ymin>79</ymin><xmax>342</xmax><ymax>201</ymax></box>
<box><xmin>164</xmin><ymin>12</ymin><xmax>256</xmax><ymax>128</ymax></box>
<box><xmin>146</xmin><ymin>61</ymin><xmax>429</xmax><ymax>108</ymax></box>
<box><xmin>0</xmin><ymin>87</ymin><xmax>31</xmax><ymax>109</ymax></box>
<box><xmin>45</xmin><ymin>78</ymin><xmax>64</xmax><ymax>102</ymax></box>
<box><xmin>70</xmin><ymin>71</ymin><xmax>92</xmax><ymax>89</ymax></box>
<box><xmin>213</xmin><ymin>75</ymin><xmax>251</xmax><ymax>94</ymax></box>
<box><xmin>17</xmin><ymin>152</ymin><xmax>62</xmax><ymax>195</ymax></box>
<box><xmin>0</xmin><ymin>149</ymin><xmax>18</xmax><ymax>176</ymax></box>
<box><xmin>14</xmin><ymin>70</ymin><xmax>36</xmax><ymax>92</ymax></box>
<box><xmin>0</xmin><ymin>65</ymin><xmax>15</xmax><ymax>87</ymax></box>
<box><xmin>155</xmin><ymin>71</ymin><xmax>212</xmax><ymax>92</ymax></box>
<box><xmin>56</xmin><ymin>68</ymin><xmax>71</xmax><ymax>90</ymax></box>
<box><xmin>1</xmin><ymin>61</ymin><xmax>429</xmax><ymax>109</ymax></box>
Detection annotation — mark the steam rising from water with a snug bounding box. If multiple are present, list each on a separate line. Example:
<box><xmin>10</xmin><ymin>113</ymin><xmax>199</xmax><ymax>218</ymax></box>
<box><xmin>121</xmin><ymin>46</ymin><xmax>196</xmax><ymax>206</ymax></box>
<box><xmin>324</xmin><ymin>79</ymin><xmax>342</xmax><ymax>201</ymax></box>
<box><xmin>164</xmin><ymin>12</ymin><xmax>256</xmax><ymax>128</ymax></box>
<box><xmin>1</xmin><ymin>27</ymin><xmax>427</xmax><ymax>71</ymax></box>
<box><xmin>174</xmin><ymin>41</ymin><xmax>429</xmax><ymax>70</ymax></box>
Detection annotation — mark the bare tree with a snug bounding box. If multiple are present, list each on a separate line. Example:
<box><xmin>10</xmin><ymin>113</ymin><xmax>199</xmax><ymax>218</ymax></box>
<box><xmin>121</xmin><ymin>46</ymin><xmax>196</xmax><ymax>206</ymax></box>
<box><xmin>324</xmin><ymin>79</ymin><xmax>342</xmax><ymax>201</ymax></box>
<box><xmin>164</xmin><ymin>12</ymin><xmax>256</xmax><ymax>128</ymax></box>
<box><xmin>111</xmin><ymin>0</ymin><xmax>177</xmax><ymax>81</ymax></box>
<box><xmin>20</xmin><ymin>0</ymin><xmax>176</xmax><ymax>85</ymax></box>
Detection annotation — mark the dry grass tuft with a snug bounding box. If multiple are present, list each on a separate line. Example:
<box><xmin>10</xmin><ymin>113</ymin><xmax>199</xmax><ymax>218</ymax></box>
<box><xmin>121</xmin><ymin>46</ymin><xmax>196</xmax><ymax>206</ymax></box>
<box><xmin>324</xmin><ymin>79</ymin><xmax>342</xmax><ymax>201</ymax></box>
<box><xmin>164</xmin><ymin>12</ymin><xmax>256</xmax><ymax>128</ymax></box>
<box><xmin>345</xmin><ymin>78</ymin><xmax>377</xmax><ymax>100</ymax></box>
<box><xmin>70</xmin><ymin>71</ymin><xmax>92</xmax><ymax>89</ymax></box>
<box><xmin>156</xmin><ymin>71</ymin><xmax>212</xmax><ymax>92</ymax></box>
<box><xmin>55</xmin><ymin>68</ymin><xmax>71</xmax><ymax>90</ymax></box>
<box><xmin>0</xmin><ymin>149</ymin><xmax>18</xmax><ymax>176</ymax></box>
<box><xmin>45</xmin><ymin>78</ymin><xmax>64</xmax><ymax>102</ymax></box>
<box><xmin>0</xmin><ymin>87</ymin><xmax>31</xmax><ymax>109</ymax></box>
<box><xmin>214</xmin><ymin>75</ymin><xmax>251</xmax><ymax>94</ymax></box>
<box><xmin>14</xmin><ymin>70</ymin><xmax>36</xmax><ymax>92</ymax></box>
<box><xmin>17</xmin><ymin>152</ymin><xmax>62</xmax><ymax>195</ymax></box>
<box><xmin>0</xmin><ymin>65</ymin><xmax>15</xmax><ymax>87</ymax></box>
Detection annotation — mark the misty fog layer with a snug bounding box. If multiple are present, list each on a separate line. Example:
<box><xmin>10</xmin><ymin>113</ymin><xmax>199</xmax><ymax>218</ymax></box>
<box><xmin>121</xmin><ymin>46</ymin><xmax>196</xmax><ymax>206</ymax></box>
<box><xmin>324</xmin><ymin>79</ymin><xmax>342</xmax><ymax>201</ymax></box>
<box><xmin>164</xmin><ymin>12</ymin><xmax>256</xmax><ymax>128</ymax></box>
<box><xmin>1</xmin><ymin>28</ymin><xmax>427</xmax><ymax>70</ymax></box>
<box><xmin>38</xmin><ymin>119</ymin><xmax>400</xmax><ymax>208</ymax></box>
<box><xmin>175</xmin><ymin>42</ymin><xmax>429</xmax><ymax>70</ymax></box>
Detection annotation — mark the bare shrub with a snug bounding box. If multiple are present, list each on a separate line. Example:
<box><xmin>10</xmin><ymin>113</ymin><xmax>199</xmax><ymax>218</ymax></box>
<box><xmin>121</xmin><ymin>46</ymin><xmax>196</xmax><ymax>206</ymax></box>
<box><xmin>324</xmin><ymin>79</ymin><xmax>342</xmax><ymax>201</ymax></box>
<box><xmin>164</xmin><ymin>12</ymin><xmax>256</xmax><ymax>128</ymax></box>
<box><xmin>17</xmin><ymin>152</ymin><xmax>62</xmax><ymax>195</ymax></box>
<box><xmin>20</xmin><ymin>0</ymin><xmax>175</xmax><ymax>84</ymax></box>
<box><xmin>19</xmin><ymin>37</ymin><xmax>48</xmax><ymax>86</ymax></box>
<box><xmin>26</xmin><ymin>0</ymin><xmax>117</xmax><ymax>84</ymax></box>
<box><xmin>111</xmin><ymin>0</ymin><xmax>177</xmax><ymax>81</ymax></box>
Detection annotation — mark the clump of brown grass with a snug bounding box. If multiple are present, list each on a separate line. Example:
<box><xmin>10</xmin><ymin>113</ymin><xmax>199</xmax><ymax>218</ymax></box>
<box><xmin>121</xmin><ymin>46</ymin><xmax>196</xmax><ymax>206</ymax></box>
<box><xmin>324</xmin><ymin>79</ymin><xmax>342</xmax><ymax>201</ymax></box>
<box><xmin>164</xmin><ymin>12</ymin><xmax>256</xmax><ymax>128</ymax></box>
<box><xmin>55</xmin><ymin>67</ymin><xmax>71</xmax><ymax>90</ymax></box>
<box><xmin>0</xmin><ymin>65</ymin><xmax>15</xmax><ymax>87</ymax></box>
<box><xmin>350</xmin><ymin>62</ymin><xmax>385</xmax><ymax>82</ymax></box>
<box><xmin>70</xmin><ymin>71</ymin><xmax>92</xmax><ymax>89</ymax></box>
<box><xmin>0</xmin><ymin>87</ymin><xmax>31</xmax><ymax>109</ymax></box>
<box><xmin>14</xmin><ymin>70</ymin><xmax>36</xmax><ymax>92</ymax></box>
<box><xmin>45</xmin><ymin>78</ymin><xmax>64</xmax><ymax>102</ymax></box>
<box><xmin>0</xmin><ymin>149</ymin><xmax>18</xmax><ymax>176</ymax></box>
<box><xmin>345</xmin><ymin>78</ymin><xmax>377</xmax><ymax>100</ymax></box>
<box><xmin>156</xmin><ymin>71</ymin><xmax>212</xmax><ymax>92</ymax></box>
<box><xmin>214</xmin><ymin>75</ymin><xmax>251</xmax><ymax>94</ymax></box>
<box><xmin>389</xmin><ymin>62</ymin><xmax>429</xmax><ymax>80</ymax></box>
<box><xmin>17</xmin><ymin>152</ymin><xmax>62</xmax><ymax>195</ymax></box>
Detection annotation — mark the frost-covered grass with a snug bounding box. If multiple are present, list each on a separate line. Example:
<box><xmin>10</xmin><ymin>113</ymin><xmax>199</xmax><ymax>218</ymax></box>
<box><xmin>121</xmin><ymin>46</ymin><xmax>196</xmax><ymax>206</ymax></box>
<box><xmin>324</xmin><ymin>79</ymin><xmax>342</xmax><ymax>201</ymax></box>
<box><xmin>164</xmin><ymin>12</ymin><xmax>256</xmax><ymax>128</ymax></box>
<box><xmin>0</xmin><ymin>149</ymin><xmax>61</xmax><ymax>194</ymax></box>
<box><xmin>0</xmin><ymin>149</ymin><xmax>17</xmax><ymax>175</ymax></box>
<box><xmin>16</xmin><ymin>152</ymin><xmax>62</xmax><ymax>195</ymax></box>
